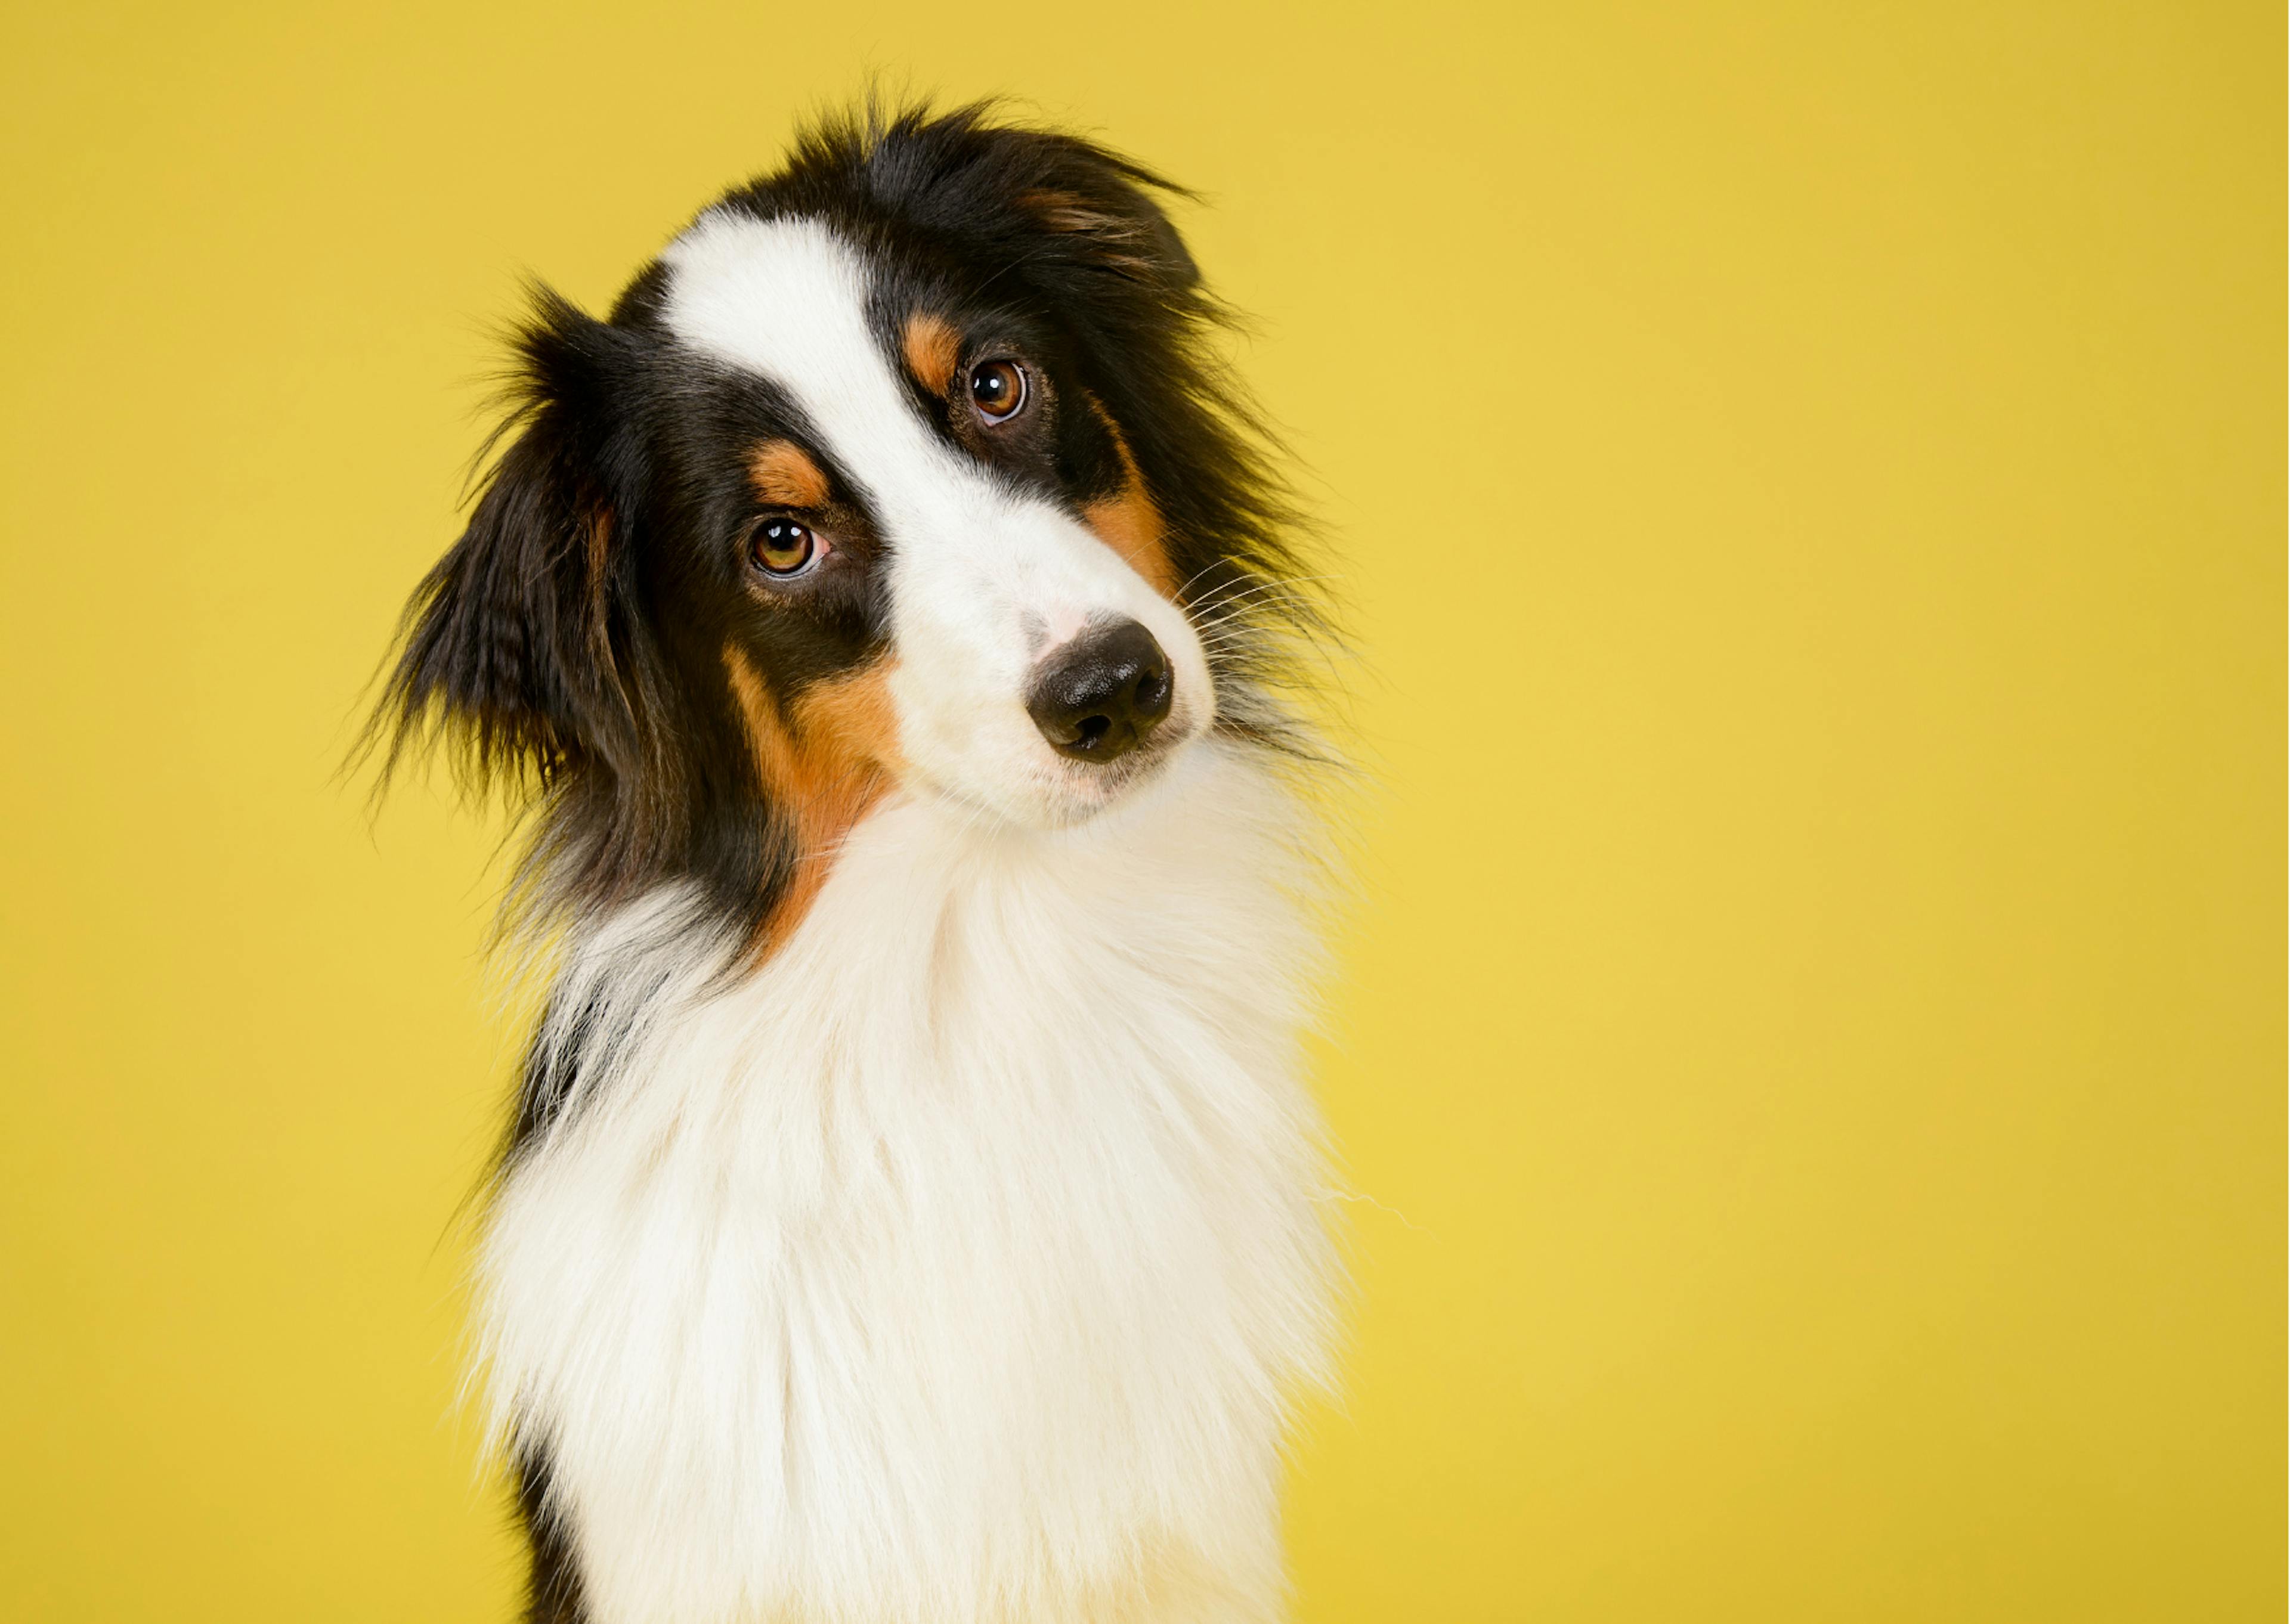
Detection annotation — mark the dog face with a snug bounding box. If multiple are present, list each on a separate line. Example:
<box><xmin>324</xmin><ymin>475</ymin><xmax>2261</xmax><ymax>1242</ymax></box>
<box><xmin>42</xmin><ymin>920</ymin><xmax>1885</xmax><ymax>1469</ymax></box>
<box><xmin>656</xmin><ymin>209</ymin><xmax>1211</xmax><ymax>830</ymax></box>
<box><xmin>377</xmin><ymin>107</ymin><xmax>1312</xmax><ymax>946</ymax></box>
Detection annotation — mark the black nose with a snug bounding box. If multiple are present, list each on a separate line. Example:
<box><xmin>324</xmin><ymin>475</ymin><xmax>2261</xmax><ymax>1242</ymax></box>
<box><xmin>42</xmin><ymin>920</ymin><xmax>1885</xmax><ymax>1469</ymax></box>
<box><xmin>1026</xmin><ymin>618</ymin><xmax>1175</xmax><ymax>764</ymax></box>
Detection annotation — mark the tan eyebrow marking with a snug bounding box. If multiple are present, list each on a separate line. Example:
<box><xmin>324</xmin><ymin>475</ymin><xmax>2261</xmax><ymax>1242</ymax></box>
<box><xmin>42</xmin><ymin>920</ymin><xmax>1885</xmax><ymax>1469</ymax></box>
<box><xmin>745</xmin><ymin>439</ymin><xmax>830</xmax><ymax>509</ymax></box>
<box><xmin>901</xmin><ymin>312</ymin><xmax>961</xmax><ymax>398</ymax></box>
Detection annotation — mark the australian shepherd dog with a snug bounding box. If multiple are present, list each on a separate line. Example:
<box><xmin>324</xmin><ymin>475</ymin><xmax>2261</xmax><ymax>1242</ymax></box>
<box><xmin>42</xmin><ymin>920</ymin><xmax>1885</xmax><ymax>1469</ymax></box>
<box><xmin>374</xmin><ymin>103</ymin><xmax>1340</xmax><ymax>1624</ymax></box>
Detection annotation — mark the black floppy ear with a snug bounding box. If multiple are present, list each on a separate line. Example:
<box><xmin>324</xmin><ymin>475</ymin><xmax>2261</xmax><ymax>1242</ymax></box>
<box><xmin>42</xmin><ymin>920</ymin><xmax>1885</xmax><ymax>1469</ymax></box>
<box><xmin>889</xmin><ymin>109</ymin><xmax>1200</xmax><ymax>293</ymax></box>
<box><xmin>372</xmin><ymin>287</ymin><xmax>646</xmax><ymax>792</ymax></box>
<box><xmin>1004</xmin><ymin>139</ymin><xmax>1201</xmax><ymax>291</ymax></box>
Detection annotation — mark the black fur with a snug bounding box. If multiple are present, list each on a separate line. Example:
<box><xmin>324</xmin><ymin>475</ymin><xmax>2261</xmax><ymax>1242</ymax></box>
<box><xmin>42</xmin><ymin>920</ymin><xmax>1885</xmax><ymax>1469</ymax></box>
<box><xmin>512</xmin><ymin>1449</ymin><xmax>587</xmax><ymax>1624</ymax></box>
<box><xmin>372</xmin><ymin>103</ymin><xmax>1314</xmax><ymax>949</ymax></box>
<box><xmin>367</xmin><ymin>103</ymin><xmax>1324</xmax><ymax>1620</ymax></box>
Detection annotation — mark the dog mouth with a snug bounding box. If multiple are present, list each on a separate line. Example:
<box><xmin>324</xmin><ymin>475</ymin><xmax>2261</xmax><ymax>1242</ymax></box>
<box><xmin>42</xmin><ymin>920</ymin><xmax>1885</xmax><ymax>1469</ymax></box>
<box><xmin>1035</xmin><ymin>706</ymin><xmax>1206</xmax><ymax>823</ymax></box>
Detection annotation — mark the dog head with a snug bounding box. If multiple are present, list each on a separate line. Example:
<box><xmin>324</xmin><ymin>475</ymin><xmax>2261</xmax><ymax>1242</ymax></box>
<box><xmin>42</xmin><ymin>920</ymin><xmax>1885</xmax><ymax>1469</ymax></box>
<box><xmin>376</xmin><ymin>106</ymin><xmax>1314</xmax><ymax>944</ymax></box>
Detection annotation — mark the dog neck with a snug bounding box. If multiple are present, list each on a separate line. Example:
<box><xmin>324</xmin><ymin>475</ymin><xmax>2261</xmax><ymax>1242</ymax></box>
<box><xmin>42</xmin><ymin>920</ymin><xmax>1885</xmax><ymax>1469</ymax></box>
<box><xmin>478</xmin><ymin>736</ymin><xmax>1338</xmax><ymax>1624</ymax></box>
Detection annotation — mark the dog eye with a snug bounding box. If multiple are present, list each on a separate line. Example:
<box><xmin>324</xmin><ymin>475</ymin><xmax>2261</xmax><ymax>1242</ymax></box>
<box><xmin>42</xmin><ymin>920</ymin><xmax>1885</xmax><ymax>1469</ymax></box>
<box><xmin>968</xmin><ymin>359</ymin><xmax>1029</xmax><ymax>424</ymax></box>
<box><xmin>751</xmin><ymin>517</ymin><xmax>824</xmax><ymax>577</ymax></box>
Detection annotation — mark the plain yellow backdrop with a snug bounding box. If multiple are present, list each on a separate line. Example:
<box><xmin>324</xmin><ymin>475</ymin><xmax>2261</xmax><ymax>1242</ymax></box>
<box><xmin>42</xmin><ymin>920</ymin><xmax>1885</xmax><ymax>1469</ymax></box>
<box><xmin>1</xmin><ymin>2</ymin><xmax>2280</xmax><ymax>1620</ymax></box>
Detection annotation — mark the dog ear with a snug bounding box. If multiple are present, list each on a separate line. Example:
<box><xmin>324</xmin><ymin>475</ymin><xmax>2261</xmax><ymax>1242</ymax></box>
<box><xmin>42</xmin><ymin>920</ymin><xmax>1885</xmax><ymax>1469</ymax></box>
<box><xmin>1004</xmin><ymin>142</ymin><xmax>1201</xmax><ymax>292</ymax></box>
<box><xmin>884</xmin><ymin>109</ymin><xmax>1200</xmax><ymax>293</ymax></box>
<box><xmin>371</xmin><ymin>287</ymin><xmax>647</xmax><ymax>795</ymax></box>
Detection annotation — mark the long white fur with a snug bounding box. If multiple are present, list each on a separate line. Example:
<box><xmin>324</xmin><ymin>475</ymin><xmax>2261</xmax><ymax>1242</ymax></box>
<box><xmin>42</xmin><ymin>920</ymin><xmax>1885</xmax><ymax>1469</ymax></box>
<box><xmin>476</xmin><ymin>213</ymin><xmax>1338</xmax><ymax>1624</ymax></box>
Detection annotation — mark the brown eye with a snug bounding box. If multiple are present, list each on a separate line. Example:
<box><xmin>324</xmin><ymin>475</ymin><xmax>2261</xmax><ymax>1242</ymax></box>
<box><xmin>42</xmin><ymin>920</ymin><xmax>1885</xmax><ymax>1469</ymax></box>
<box><xmin>751</xmin><ymin>517</ymin><xmax>821</xmax><ymax>576</ymax></box>
<box><xmin>968</xmin><ymin>359</ymin><xmax>1028</xmax><ymax>423</ymax></box>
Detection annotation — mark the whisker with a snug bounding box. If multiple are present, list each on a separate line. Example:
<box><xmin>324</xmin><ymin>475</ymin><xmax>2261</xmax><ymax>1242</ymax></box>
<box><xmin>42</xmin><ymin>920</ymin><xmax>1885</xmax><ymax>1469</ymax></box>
<box><xmin>1184</xmin><ymin>575</ymin><xmax>1340</xmax><ymax>627</ymax></box>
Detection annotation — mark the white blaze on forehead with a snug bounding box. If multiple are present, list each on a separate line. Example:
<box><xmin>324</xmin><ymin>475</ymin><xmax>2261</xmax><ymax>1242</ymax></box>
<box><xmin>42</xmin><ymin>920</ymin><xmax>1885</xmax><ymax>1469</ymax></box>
<box><xmin>660</xmin><ymin>210</ymin><xmax>964</xmax><ymax>523</ymax></box>
<box><xmin>657</xmin><ymin>207</ymin><xmax>1215</xmax><ymax>829</ymax></box>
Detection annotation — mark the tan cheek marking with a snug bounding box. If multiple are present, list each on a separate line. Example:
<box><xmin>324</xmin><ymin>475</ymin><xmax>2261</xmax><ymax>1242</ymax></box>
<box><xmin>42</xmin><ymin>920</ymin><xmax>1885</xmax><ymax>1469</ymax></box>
<box><xmin>902</xmin><ymin>312</ymin><xmax>960</xmax><ymax>398</ymax></box>
<box><xmin>746</xmin><ymin>439</ymin><xmax>830</xmax><ymax>509</ymax></box>
<box><xmin>1080</xmin><ymin>398</ymin><xmax>1179</xmax><ymax>600</ymax></box>
<box><xmin>723</xmin><ymin>648</ymin><xmax>902</xmax><ymax>952</ymax></box>
<box><xmin>791</xmin><ymin>664</ymin><xmax>903</xmax><ymax>778</ymax></box>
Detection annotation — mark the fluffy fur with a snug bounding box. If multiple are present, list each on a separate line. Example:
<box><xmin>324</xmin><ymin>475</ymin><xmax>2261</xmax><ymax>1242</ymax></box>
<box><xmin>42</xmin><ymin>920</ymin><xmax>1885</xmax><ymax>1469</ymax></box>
<box><xmin>373</xmin><ymin>104</ymin><xmax>1339</xmax><ymax>1624</ymax></box>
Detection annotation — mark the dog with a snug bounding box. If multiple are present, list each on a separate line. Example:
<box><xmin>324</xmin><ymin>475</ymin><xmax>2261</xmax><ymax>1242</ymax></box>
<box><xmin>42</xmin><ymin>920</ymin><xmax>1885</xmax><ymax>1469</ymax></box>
<box><xmin>375</xmin><ymin>103</ymin><xmax>1339</xmax><ymax>1624</ymax></box>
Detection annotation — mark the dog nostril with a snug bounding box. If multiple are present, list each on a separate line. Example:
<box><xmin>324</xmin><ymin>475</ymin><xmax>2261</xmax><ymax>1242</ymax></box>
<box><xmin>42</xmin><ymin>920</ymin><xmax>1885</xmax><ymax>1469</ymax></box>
<box><xmin>1025</xmin><ymin>618</ymin><xmax>1175</xmax><ymax>766</ymax></box>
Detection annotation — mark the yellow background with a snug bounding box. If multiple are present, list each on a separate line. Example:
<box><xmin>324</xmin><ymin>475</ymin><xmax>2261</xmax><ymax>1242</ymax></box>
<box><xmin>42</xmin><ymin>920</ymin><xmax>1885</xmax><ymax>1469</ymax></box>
<box><xmin>2</xmin><ymin>3</ymin><xmax>2280</xmax><ymax>1619</ymax></box>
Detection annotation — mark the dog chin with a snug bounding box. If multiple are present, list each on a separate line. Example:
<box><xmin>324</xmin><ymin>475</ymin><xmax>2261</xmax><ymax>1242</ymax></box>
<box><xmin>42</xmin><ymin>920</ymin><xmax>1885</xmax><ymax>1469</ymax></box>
<box><xmin>914</xmin><ymin>724</ymin><xmax>1197</xmax><ymax>833</ymax></box>
<box><xmin>1036</xmin><ymin>745</ymin><xmax>1187</xmax><ymax>828</ymax></box>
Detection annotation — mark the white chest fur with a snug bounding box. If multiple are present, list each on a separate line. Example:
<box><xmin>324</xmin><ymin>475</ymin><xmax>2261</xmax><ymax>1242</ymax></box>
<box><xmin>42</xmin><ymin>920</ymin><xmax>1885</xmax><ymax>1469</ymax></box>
<box><xmin>479</xmin><ymin>742</ymin><xmax>1336</xmax><ymax>1624</ymax></box>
